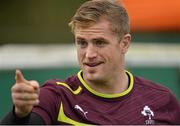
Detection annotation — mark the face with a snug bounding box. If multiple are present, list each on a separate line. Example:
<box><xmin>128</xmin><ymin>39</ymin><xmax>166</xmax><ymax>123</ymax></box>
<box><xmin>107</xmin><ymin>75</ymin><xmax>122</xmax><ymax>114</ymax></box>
<box><xmin>74</xmin><ymin>18</ymin><xmax>130</xmax><ymax>84</ymax></box>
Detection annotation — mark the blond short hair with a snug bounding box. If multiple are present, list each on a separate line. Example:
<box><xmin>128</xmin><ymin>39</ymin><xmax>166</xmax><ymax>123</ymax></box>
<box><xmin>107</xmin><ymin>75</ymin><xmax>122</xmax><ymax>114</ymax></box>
<box><xmin>69</xmin><ymin>0</ymin><xmax>130</xmax><ymax>39</ymax></box>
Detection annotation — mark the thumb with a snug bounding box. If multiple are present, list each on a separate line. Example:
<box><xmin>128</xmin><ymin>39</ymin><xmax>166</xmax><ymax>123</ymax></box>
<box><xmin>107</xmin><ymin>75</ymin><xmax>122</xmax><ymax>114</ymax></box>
<box><xmin>15</xmin><ymin>69</ymin><xmax>27</xmax><ymax>83</ymax></box>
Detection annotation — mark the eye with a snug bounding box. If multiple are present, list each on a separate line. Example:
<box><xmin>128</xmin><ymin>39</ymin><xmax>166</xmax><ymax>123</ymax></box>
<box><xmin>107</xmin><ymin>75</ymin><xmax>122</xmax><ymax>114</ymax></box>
<box><xmin>76</xmin><ymin>40</ymin><xmax>88</xmax><ymax>48</ymax></box>
<box><xmin>94</xmin><ymin>39</ymin><xmax>108</xmax><ymax>47</ymax></box>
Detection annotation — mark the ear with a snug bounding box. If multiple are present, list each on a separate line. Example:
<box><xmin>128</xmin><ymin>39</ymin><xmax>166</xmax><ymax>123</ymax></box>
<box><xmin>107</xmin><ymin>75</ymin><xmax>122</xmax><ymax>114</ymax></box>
<box><xmin>120</xmin><ymin>33</ymin><xmax>131</xmax><ymax>54</ymax></box>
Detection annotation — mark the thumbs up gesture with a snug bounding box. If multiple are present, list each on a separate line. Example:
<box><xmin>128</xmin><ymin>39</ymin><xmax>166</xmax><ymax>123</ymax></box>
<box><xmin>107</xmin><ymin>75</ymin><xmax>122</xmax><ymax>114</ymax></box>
<box><xmin>11</xmin><ymin>69</ymin><xmax>40</xmax><ymax>118</ymax></box>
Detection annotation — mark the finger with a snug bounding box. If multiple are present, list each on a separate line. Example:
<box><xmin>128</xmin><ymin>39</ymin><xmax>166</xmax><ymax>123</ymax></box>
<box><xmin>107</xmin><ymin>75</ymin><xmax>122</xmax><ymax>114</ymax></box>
<box><xmin>29</xmin><ymin>80</ymin><xmax>40</xmax><ymax>94</ymax></box>
<box><xmin>12</xmin><ymin>92</ymin><xmax>39</xmax><ymax>101</ymax></box>
<box><xmin>15</xmin><ymin>69</ymin><xmax>27</xmax><ymax>83</ymax></box>
<box><xmin>11</xmin><ymin>83</ymin><xmax>35</xmax><ymax>93</ymax></box>
<box><xmin>14</xmin><ymin>99</ymin><xmax>39</xmax><ymax>107</ymax></box>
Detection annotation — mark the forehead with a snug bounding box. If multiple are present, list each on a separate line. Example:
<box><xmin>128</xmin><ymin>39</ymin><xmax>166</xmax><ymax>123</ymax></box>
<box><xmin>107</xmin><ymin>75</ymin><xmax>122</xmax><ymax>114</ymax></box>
<box><xmin>74</xmin><ymin>19</ymin><xmax>115</xmax><ymax>39</ymax></box>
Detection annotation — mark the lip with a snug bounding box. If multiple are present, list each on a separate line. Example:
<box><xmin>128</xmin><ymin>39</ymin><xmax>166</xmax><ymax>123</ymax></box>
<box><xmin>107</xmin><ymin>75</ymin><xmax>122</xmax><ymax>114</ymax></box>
<box><xmin>84</xmin><ymin>62</ymin><xmax>103</xmax><ymax>67</ymax></box>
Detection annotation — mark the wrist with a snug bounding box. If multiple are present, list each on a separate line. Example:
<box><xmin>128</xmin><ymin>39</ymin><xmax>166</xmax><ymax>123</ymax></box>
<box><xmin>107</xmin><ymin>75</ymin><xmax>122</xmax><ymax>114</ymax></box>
<box><xmin>14</xmin><ymin>106</ymin><xmax>31</xmax><ymax>118</ymax></box>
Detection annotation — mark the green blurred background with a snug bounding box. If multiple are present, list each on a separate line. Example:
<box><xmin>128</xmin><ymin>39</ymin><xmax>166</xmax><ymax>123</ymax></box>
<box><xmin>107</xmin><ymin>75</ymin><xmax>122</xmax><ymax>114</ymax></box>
<box><xmin>0</xmin><ymin>0</ymin><xmax>180</xmax><ymax>119</ymax></box>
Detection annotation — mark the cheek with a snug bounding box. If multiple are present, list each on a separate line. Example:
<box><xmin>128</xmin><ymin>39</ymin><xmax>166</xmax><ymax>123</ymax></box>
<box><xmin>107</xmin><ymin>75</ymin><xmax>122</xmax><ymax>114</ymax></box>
<box><xmin>106</xmin><ymin>46</ymin><xmax>119</xmax><ymax>57</ymax></box>
<box><xmin>108</xmin><ymin>49</ymin><xmax>122</xmax><ymax>63</ymax></box>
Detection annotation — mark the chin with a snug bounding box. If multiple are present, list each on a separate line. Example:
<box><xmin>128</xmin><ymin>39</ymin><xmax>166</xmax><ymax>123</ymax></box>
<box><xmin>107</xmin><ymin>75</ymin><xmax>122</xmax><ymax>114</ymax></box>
<box><xmin>83</xmin><ymin>66</ymin><xmax>104</xmax><ymax>80</ymax></box>
<box><xmin>84</xmin><ymin>71</ymin><xmax>104</xmax><ymax>82</ymax></box>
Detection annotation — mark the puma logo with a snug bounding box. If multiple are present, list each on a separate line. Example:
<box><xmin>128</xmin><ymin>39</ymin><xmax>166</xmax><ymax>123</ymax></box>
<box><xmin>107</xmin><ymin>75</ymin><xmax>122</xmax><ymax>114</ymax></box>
<box><xmin>75</xmin><ymin>105</ymin><xmax>88</xmax><ymax>118</ymax></box>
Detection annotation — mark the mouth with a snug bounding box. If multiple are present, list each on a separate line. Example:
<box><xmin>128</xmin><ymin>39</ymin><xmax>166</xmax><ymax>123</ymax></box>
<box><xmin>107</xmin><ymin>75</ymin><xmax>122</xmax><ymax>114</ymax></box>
<box><xmin>84</xmin><ymin>62</ymin><xmax>103</xmax><ymax>67</ymax></box>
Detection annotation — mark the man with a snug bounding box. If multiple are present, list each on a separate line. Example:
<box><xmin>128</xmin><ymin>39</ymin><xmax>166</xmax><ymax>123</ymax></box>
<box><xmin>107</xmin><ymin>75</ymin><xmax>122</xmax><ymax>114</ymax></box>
<box><xmin>1</xmin><ymin>0</ymin><xmax>180</xmax><ymax>125</ymax></box>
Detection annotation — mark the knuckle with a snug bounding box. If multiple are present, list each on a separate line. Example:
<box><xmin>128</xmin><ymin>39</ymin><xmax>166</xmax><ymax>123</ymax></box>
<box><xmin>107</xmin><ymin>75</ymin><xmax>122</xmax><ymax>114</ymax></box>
<box><xmin>32</xmin><ymin>94</ymin><xmax>37</xmax><ymax>99</ymax></box>
<box><xmin>11</xmin><ymin>84</ymin><xmax>17</xmax><ymax>92</ymax></box>
<box><xmin>11</xmin><ymin>93</ymin><xmax>16</xmax><ymax>99</ymax></box>
<box><xmin>30</xmin><ymin>80</ymin><xmax>38</xmax><ymax>84</ymax></box>
<box><xmin>34</xmin><ymin>99</ymin><xmax>39</xmax><ymax>105</ymax></box>
<box><xmin>30</xmin><ymin>80</ymin><xmax>39</xmax><ymax>87</ymax></box>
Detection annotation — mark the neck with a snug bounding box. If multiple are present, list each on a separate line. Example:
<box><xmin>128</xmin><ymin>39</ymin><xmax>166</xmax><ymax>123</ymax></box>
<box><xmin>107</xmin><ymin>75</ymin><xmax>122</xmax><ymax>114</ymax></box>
<box><xmin>84</xmin><ymin>70</ymin><xmax>129</xmax><ymax>94</ymax></box>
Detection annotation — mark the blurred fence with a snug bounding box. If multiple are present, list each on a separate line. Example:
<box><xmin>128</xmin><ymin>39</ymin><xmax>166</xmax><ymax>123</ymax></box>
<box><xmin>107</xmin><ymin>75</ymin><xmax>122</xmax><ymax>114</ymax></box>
<box><xmin>0</xmin><ymin>44</ymin><xmax>180</xmax><ymax>119</ymax></box>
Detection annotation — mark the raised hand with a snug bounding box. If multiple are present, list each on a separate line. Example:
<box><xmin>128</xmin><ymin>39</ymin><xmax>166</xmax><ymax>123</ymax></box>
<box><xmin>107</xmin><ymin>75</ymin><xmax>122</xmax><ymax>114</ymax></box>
<box><xmin>11</xmin><ymin>69</ymin><xmax>40</xmax><ymax>118</ymax></box>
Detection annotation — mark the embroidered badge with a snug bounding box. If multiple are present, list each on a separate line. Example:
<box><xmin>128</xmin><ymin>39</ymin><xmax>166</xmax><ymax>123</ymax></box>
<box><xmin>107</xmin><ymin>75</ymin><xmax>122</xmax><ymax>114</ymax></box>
<box><xmin>141</xmin><ymin>105</ymin><xmax>155</xmax><ymax>125</ymax></box>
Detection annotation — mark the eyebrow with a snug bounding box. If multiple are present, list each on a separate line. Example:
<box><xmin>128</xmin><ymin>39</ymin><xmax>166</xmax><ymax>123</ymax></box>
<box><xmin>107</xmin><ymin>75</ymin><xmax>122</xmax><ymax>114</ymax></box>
<box><xmin>92</xmin><ymin>37</ymin><xmax>108</xmax><ymax>42</ymax></box>
<box><xmin>76</xmin><ymin>37</ymin><xmax>86</xmax><ymax>41</ymax></box>
<box><xmin>76</xmin><ymin>37</ymin><xmax>108</xmax><ymax>41</ymax></box>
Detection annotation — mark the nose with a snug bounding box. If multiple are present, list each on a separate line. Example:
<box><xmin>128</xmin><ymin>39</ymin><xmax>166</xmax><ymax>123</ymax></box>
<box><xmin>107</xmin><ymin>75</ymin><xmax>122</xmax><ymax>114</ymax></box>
<box><xmin>85</xmin><ymin>45</ymin><xmax>97</xmax><ymax>59</ymax></box>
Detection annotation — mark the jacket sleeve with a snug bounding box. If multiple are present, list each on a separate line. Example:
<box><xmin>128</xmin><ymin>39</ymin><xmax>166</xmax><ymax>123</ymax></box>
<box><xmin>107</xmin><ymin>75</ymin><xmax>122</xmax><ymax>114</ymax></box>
<box><xmin>0</xmin><ymin>107</ymin><xmax>45</xmax><ymax>125</ymax></box>
<box><xmin>168</xmin><ymin>92</ymin><xmax>180</xmax><ymax>124</ymax></box>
